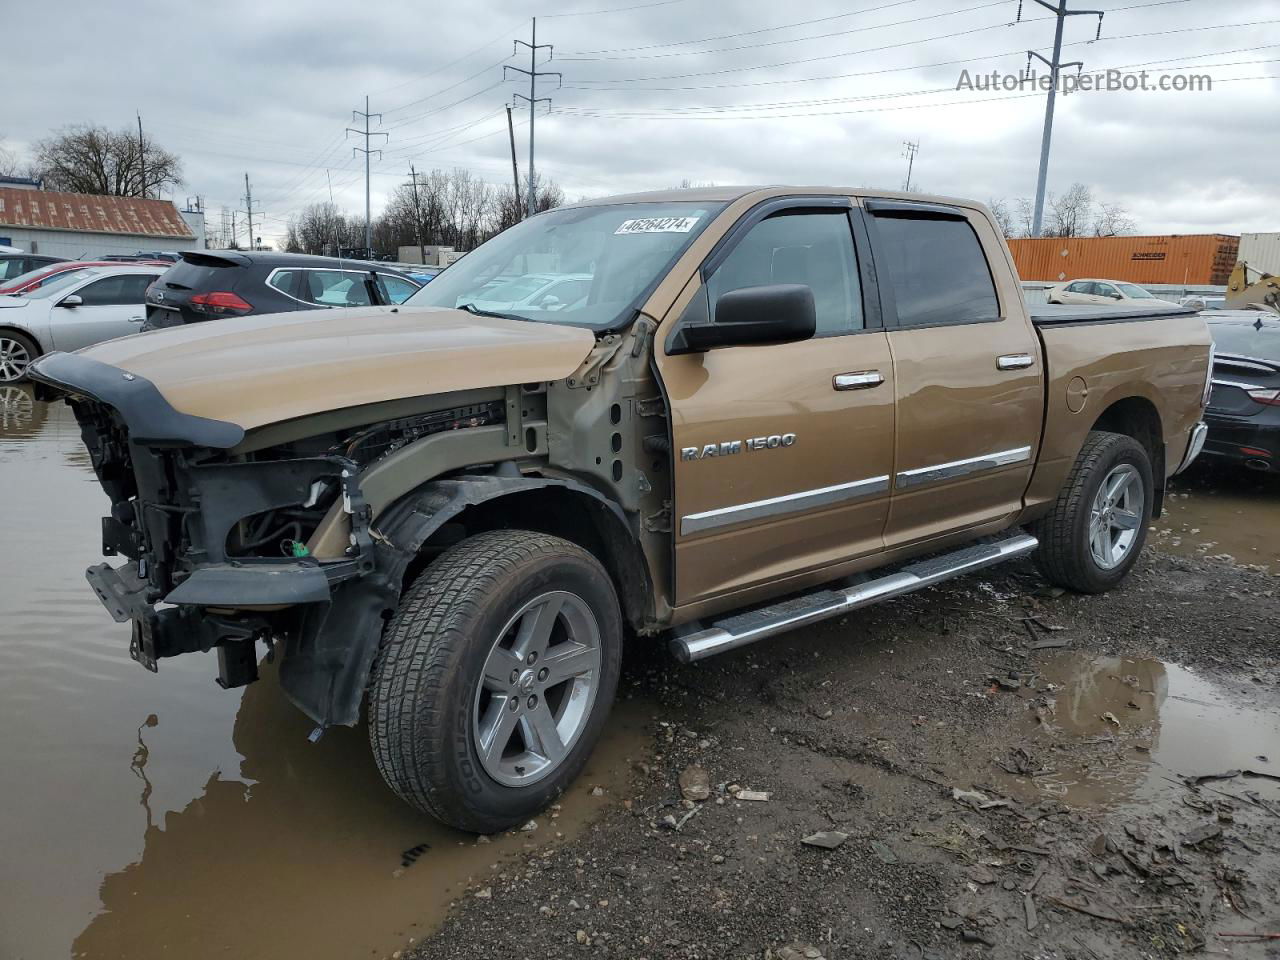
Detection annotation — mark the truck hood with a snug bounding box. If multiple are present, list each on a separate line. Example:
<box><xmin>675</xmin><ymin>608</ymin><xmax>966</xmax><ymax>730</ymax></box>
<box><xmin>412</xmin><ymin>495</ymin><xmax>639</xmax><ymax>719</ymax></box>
<box><xmin>74</xmin><ymin>305</ymin><xmax>596</xmax><ymax>432</ymax></box>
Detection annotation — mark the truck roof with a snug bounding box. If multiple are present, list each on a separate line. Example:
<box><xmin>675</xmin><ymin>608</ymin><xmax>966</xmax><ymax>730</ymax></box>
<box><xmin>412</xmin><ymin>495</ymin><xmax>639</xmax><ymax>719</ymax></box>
<box><xmin>566</xmin><ymin>186</ymin><xmax>987</xmax><ymax>211</ymax></box>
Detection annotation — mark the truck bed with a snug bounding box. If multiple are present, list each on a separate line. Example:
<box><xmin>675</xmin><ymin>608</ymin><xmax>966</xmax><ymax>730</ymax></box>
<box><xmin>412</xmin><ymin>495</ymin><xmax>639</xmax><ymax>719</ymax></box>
<box><xmin>1028</xmin><ymin>303</ymin><xmax>1196</xmax><ymax>325</ymax></box>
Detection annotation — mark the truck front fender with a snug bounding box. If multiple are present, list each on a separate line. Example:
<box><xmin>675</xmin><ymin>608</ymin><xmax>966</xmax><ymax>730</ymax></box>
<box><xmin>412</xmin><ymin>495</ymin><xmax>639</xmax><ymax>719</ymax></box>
<box><xmin>278</xmin><ymin>471</ymin><xmax>650</xmax><ymax>729</ymax></box>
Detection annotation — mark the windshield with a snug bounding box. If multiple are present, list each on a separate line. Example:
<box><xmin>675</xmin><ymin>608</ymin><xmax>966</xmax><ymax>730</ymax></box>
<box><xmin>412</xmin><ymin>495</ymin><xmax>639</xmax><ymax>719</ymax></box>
<box><xmin>25</xmin><ymin>269</ymin><xmax>96</xmax><ymax>299</ymax></box>
<box><xmin>1116</xmin><ymin>283</ymin><xmax>1155</xmax><ymax>299</ymax></box>
<box><xmin>404</xmin><ymin>201</ymin><xmax>724</xmax><ymax>329</ymax></box>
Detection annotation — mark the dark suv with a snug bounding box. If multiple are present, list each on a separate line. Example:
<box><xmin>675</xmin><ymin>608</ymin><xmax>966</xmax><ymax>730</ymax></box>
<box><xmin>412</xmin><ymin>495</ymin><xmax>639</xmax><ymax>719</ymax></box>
<box><xmin>142</xmin><ymin>251</ymin><xmax>421</xmax><ymax>330</ymax></box>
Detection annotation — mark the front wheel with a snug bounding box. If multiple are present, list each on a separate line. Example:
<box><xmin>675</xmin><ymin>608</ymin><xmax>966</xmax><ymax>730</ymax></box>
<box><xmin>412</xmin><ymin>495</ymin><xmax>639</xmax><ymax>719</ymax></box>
<box><xmin>0</xmin><ymin>331</ymin><xmax>39</xmax><ymax>383</ymax></box>
<box><xmin>368</xmin><ymin>530</ymin><xmax>622</xmax><ymax>832</ymax></box>
<box><xmin>1031</xmin><ymin>430</ymin><xmax>1154</xmax><ymax>593</ymax></box>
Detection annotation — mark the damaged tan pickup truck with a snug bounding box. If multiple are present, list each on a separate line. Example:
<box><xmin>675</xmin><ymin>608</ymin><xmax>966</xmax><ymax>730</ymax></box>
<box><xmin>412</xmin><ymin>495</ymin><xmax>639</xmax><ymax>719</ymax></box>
<box><xmin>30</xmin><ymin>187</ymin><xmax>1212</xmax><ymax>831</ymax></box>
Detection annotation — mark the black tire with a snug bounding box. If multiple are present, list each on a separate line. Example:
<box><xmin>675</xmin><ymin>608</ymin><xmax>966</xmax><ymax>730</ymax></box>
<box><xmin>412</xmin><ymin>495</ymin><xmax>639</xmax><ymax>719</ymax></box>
<box><xmin>0</xmin><ymin>330</ymin><xmax>40</xmax><ymax>383</ymax></box>
<box><xmin>1031</xmin><ymin>430</ymin><xmax>1154</xmax><ymax>594</ymax></box>
<box><xmin>368</xmin><ymin>530</ymin><xmax>622</xmax><ymax>832</ymax></box>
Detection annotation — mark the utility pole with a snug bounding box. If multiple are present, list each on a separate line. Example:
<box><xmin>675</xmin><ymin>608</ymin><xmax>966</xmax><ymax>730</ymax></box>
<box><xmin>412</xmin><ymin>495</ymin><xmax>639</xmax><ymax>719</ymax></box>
<box><xmin>506</xmin><ymin>105</ymin><xmax>522</xmax><ymax>218</ymax></box>
<box><xmin>347</xmin><ymin>95</ymin><xmax>388</xmax><ymax>256</ymax></box>
<box><xmin>406</xmin><ymin>163</ymin><xmax>426</xmax><ymax>265</ymax></box>
<box><xmin>136</xmin><ymin>111</ymin><xmax>146</xmax><ymax>199</ymax></box>
<box><xmin>231</xmin><ymin>210</ymin><xmax>238</xmax><ymax>251</ymax></box>
<box><xmin>506</xmin><ymin>19</ymin><xmax>560</xmax><ymax>219</ymax></box>
<box><xmin>241</xmin><ymin>173</ymin><xmax>262</xmax><ymax>251</ymax></box>
<box><xmin>1023</xmin><ymin>0</ymin><xmax>1103</xmax><ymax>237</ymax></box>
<box><xmin>901</xmin><ymin>140</ymin><xmax>920</xmax><ymax>192</ymax></box>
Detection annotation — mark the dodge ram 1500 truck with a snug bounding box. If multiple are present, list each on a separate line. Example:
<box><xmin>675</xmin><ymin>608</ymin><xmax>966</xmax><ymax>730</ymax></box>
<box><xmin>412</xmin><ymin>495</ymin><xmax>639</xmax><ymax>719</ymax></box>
<box><xmin>30</xmin><ymin>187</ymin><xmax>1213</xmax><ymax>832</ymax></box>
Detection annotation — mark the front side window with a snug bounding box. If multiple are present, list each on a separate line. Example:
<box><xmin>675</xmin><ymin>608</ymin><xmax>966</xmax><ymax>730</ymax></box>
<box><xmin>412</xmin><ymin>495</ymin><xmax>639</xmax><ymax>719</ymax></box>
<box><xmin>306</xmin><ymin>270</ymin><xmax>372</xmax><ymax>307</ymax></box>
<box><xmin>872</xmin><ymin>214</ymin><xmax>999</xmax><ymax>327</ymax></box>
<box><xmin>1</xmin><ymin>259</ymin><xmax>25</xmax><ymax>280</ymax></box>
<box><xmin>707</xmin><ymin>211</ymin><xmax>862</xmax><ymax>336</ymax></box>
<box><xmin>1093</xmin><ymin>283</ymin><xmax>1119</xmax><ymax>298</ymax></box>
<box><xmin>404</xmin><ymin>201</ymin><xmax>723</xmax><ymax>330</ymax></box>
<box><xmin>76</xmin><ymin>275</ymin><xmax>145</xmax><ymax>306</ymax></box>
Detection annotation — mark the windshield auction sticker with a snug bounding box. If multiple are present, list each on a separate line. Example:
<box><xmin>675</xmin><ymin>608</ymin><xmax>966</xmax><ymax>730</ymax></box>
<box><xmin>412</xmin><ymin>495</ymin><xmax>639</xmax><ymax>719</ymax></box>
<box><xmin>614</xmin><ymin>216</ymin><xmax>701</xmax><ymax>235</ymax></box>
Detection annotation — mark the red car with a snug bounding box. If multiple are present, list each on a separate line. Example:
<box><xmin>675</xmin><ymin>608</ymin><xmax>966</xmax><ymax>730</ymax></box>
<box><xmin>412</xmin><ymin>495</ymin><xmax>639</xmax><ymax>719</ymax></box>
<box><xmin>0</xmin><ymin>259</ymin><xmax>171</xmax><ymax>296</ymax></box>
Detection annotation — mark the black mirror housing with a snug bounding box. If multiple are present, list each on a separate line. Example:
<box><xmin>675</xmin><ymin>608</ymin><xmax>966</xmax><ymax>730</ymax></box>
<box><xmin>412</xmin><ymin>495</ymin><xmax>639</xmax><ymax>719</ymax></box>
<box><xmin>668</xmin><ymin>283</ymin><xmax>817</xmax><ymax>355</ymax></box>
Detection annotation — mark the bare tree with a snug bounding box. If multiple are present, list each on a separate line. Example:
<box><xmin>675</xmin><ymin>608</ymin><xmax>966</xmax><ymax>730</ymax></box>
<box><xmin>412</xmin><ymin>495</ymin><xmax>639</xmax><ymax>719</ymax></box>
<box><xmin>0</xmin><ymin>136</ymin><xmax>20</xmax><ymax>178</ymax></box>
<box><xmin>987</xmin><ymin>198</ymin><xmax>1015</xmax><ymax>238</ymax></box>
<box><xmin>1092</xmin><ymin>201</ymin><xmax>1136</xmax><ymax>237</ymax></box>
<box><xmin>1044</xmin><ymin>183</ymin><xmax>1094</xmax><ymax>238</ymax></box>
<box><xmin>33</xmin><ymin>124</ymin><xmax>182</xmax><ymax>198</ymax></box>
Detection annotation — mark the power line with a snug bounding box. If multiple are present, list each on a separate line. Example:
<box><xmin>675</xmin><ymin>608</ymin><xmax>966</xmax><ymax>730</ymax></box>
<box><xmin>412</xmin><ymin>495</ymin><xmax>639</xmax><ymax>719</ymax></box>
<box><xmin>564</xmin><ymin>12</ymin><xmax>1276</xmax><ymax>87</ymax></box>
<box><xmin>560</xmin><ymin>0</ymin><xmax>1011</xmax><ymax>61</ymax></box>
<box><xmin>506</xmin><ymin>18</ymin><xmax>561</xmax><ymax>218</ymax></box>
<box><xmin>1024</xmin><ymin>0</ymin><xmax>1105</xmax><ymax>237</ymax></box>
<box><xmin>565</xmin><ymin>0</ymin><xmax>926</xmax><ymax>55</ymax></box>
<box><xmin>541</xmin><ymin>0</ymin><xmax>690</xmax><ymax>19</ymax></box>
<box><xmin>902</xmin><ymin>140</ymin><xmax>920</xmax><ymax>192</ymax></box>
<box><xmin>346</xmin><ymin>96</ymin><xmax>389</xmax><ymax>252</ymax></box>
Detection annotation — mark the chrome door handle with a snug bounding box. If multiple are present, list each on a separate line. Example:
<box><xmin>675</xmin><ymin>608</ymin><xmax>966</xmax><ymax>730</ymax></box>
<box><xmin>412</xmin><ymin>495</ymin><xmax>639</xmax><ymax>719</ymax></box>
<box><xmin>833</xmin><ymin>370</ymin><xmax>884</xmax><ymax>391</ymax></box>
<box><xmin>996</xmin><ymin>354</ymin><xmax>1034</xmax><ymax>371</ymax></box>
<box><xmin>128</xmin><ymin>316</ymin><xmax>145</xmax><ymax>323</ymax></box>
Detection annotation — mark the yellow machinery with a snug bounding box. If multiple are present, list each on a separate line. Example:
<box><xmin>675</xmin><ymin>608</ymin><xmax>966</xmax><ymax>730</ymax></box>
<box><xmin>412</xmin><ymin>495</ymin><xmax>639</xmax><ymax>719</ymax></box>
<box><xmin>1226</xmin><ymin>261</ymin><xmax>1280</xmax><ymax>313</ymax></box>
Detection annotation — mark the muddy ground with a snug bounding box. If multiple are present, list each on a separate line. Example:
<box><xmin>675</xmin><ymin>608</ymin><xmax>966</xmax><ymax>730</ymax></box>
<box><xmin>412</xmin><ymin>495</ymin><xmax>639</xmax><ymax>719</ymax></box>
<box><xmin>405</xmin><ymin>551</ymin><xmax>1280</xmax><ymax>960</ymax></box>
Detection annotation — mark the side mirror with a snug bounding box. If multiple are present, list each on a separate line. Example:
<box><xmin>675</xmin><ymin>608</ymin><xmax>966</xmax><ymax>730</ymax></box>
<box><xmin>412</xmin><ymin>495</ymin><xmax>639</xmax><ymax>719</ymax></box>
<box><xmin>668</xmin><ymin>284</ymin><xmax>817</xmax><ymax>355</ymax></box>
<box><xmin>59</xmin><ymin>295</ymin><xmax>83</xmax><ymax>308</ymax></box>
<box><xmin>1111</xmin><ymin>292</ymin><xmax>1123</xmax><ymax>300</ymax></box>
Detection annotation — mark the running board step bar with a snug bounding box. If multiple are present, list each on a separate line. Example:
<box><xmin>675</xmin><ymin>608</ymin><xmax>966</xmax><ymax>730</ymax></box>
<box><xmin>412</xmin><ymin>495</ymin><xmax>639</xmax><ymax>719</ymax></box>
<box><xmin>669</xmin><ymin>533</ymin><xmax>1039</xmax><ymax>664</ymax></box>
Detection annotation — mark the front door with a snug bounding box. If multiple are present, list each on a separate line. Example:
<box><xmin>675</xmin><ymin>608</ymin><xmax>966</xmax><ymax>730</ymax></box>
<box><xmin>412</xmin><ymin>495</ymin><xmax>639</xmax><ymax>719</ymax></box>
<box><xmin>861</xmin><ymin>200</ymin><xmax>1042</xmax><ymax>547</ymax></box>
<box><xmin>51</xmin><ymin>273</ymin><xmax>157</xmax><ymax>351</ymax></box>
<box><xmin>657</xmin><ymin>199</ymin><xmax>896</xmax><ymax>604</ymax></box>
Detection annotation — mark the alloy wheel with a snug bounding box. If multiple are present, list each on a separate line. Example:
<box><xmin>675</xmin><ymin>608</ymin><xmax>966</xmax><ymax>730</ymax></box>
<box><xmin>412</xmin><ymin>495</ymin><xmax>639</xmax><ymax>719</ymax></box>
<box><xmin>0</xmin><ymin>337</ymin><xmax>31</xmax><ymax>382</ymax></box>
<box><xmin>471</xmin><ymin>590</ymin><xmax>602</xmax><ymax>788</ymax></box>
<box><xmin>1088</xmin><ymin>463</ymin><xmax>1144</xmax><ymax>570</ymax></box>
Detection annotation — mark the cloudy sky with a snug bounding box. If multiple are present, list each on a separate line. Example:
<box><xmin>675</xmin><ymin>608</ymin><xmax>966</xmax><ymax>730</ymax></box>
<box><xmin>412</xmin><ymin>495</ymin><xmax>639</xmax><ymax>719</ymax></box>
<box><xmin>4</xmin><ymin>0</ymin><xmax>1276</xmax><ymax>247</ymax></box>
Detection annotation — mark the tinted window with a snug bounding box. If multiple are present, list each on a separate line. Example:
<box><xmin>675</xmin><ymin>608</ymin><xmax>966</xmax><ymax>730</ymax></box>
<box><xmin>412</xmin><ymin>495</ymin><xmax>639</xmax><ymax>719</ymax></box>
<box><xmin>306</xmin><ymin>270</ymin><xmax>372</xmax><ymax>307</ymax></box>
<box><xmin>376</xmin><ymin>273</ymin><xmax>419</xmax><ymax>304</ymax></box>
<box><xmin>76</xmin><ymin>274</ymin><xmax>153</xmax><ymax>306</ymax></box>
<box><xmin>873</xmin><ymin>214</ymin><xmax>999</xmax><ymax>327</ymax></box>
<box><xmin>268</xmin><ymin>269</ymin><xmax>304</xmax><ymax>299</ymax></box>
<box><xmin>1</xmin><ymin>259</ymin><xmax>25</xmax><ymax>280</ymax></box>
<box><xmin>1065</xmin><ymin>281</ymin><xmax>1088</xmax><ymax>293</ymax></box>
<box><xmin>708</xmin><ymin>211</ymin><xmax>862</xmax><ymax>336</ymax></box>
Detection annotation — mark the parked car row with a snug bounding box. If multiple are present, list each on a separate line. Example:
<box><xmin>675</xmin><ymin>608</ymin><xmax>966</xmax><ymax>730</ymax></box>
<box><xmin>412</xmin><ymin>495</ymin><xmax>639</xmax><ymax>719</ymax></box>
<box><xmin>1047</xmin><ymin>277</ymin><xmax>1179</xmax><ymax>307</ymax></box>
<box><xmin>0</xmin><ymin>251</ymin><xmax>423</xmax><ymax>382</ymax></box>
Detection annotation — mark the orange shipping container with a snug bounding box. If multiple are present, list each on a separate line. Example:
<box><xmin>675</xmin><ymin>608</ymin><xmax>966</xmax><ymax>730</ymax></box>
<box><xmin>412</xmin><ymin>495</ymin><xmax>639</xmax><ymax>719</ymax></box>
<box><xmin>1006</xmin><ymin>234</ymin><xmax>1239</xmax><ymax>286</ymax></box>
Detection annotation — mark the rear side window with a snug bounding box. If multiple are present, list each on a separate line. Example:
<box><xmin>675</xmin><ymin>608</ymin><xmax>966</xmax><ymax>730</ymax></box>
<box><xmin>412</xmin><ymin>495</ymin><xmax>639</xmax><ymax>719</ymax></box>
<box><xmin>305</xmin><ymin>270</ymin><xmax>372</xmax><ymax>307</ymax></box>
<box><xmin>708</xmin><ymin>211</ymin><xmax>863</xmax><ymax>336</ymax></box>
<box><xmin>268</xmin><ymin>269</ymin><xmax>304</xmax><ymax>299</ymax></box>
<box><xmin>872</xmin><ymin>214</ymin><xmax>999</xmax><ymax>327</ymax></box>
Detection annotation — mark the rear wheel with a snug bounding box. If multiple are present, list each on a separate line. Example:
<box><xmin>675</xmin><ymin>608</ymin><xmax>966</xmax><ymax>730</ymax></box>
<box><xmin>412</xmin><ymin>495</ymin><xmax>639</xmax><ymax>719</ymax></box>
<box><xmin>1032</xmin><ymin>430</ymin><xmax>1153</xmax><ymax>593</ymax></box>
<box><xmin>368</xmin><ymin>530</ymin><xmax>622</xmax><ymax>832</ymax></box>
<box><xmin>0</xmin><ymin>331</ymin><xmax>38</xmax><ymax>383</ymax></box>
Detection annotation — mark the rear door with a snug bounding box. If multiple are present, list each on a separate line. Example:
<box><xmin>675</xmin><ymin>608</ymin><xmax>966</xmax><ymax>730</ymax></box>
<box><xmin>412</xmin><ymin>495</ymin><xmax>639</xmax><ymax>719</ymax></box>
<box><xmin>50</xmin><ymin>273</ymin><xmax>158</xmax><ymax>351</ymax></box>
<box><xmin>658</xmin><ymin>197</ymin><xmax>896</xmax><ymax>604</ymax></box>
<box><xmin>862</xmin><ymin>200</ymin><xmax>1042</xmax><ymax>547</ymax></box>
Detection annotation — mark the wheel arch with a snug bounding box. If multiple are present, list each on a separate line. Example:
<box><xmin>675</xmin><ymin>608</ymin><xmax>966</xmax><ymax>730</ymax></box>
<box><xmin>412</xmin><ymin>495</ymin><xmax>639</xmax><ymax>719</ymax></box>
<box><xmin>379</xmin><ymin>473</ymin><xmax>656</xmax><ymax>635</ymax></box>
<box><xmin>0</xmin><ymin>324</ymin><xmax>44</xmax><ymax>354</ymax></box>
<box><xmin>1088</xmin><ymin>395</ymin><xmax>1165</xmax><ymax>515</ymax></box>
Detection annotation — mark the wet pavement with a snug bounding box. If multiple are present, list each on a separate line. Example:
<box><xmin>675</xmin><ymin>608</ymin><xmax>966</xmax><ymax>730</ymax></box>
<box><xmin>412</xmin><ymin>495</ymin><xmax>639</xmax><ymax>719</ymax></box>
<box><xmin>0</xmin><ymin>390</ymin><xmax>647</xmax><ymax>960</ymax></box>
<box><xmin>2</xmin><ymin>388</ymin><xmax>1278</xmax><ymax>959</ymax></box>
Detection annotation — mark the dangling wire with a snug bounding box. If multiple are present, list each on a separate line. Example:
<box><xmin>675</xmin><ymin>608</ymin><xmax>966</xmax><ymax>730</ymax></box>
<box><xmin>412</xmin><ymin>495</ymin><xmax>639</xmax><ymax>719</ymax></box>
<box><xmin>1015</xmin><ymin>0</ymin><xmax>1024</xmax><ymax>22</ymax></box>
<box><xmin>1094</xmin><ymin>12</ymin><xmax>1104</xmax><ymax>41</ymax></box>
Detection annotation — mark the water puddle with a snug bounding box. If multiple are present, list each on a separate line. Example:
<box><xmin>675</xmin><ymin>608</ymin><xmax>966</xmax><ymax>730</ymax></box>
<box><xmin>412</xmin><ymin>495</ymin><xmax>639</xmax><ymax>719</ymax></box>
<box><xmin>1159</xmin><ymin>463</ymin><xmax>1280</xmax><ymax>569</ymax></box>
<box><xmin>0</xmin><ymin>391</ymin><xmax>650</xmax><ymax>960</ymax></box>
<box><xmin>998</xmin><ymin>652</ymin><xmax>1280</xmax><ymax>810</ymax></box>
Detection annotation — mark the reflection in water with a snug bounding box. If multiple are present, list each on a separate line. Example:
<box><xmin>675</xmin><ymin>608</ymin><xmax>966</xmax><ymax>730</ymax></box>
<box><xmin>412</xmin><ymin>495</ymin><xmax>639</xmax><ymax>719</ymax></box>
<box><xmin>0</xmin><ymin>383</ymin><xmax>46</xmax><ymax>439</ymax></box>
<box><xmin>73</xmin><ymin>665</ymin><xmax>647</xmax><ymax>960</ymax></box>
<box><xmin>0</xmin><ymin>400</ymin><xmax>647</xmax><ymax>960</ymax></box>
<box><xmin>1013</xmin><ymin>653</ymin><xmax>1280</xmax><ymax>809</ymax></box>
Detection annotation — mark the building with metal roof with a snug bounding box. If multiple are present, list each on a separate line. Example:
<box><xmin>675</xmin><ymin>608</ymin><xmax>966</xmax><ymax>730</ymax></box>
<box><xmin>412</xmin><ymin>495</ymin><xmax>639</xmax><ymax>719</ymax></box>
<box><xmin>0</xmin><ymin>186</ymin><xmax>203</xmax><ymax>259</ymax></box>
